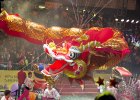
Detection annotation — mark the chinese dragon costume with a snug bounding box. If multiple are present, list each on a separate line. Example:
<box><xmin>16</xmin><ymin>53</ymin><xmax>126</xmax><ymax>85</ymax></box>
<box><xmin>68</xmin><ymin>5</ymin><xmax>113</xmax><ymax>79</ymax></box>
<box><xmin>0</xmin><ymin>11</ymin><xmax>130</xmax><ymax>89</ymax></box>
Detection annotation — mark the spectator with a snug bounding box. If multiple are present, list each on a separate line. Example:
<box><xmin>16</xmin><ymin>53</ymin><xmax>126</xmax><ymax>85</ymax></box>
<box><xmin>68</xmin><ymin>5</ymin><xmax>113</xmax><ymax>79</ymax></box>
<box><xmin>43</xmin><ymin>83</ymin><xmax>60</xmax><ymax>100</ymax></box>
<box><xmin>106</xmin><ymin>78</ymin><xmax>118</xmax><ymax>98</ymax></box>
<box><xmin>96</xmin><ymin>77</ymin><xmax>105</xmax><ymax>93</ymax></box>
<box><xmin>1</xmin><ymin>90</ymin><xmax>14</xmax><ymax>100</ymax></box>
<box><xmin>7</xmin><ymin>60</ymin><xmax>12</xmax><ymax>70</ymax></box>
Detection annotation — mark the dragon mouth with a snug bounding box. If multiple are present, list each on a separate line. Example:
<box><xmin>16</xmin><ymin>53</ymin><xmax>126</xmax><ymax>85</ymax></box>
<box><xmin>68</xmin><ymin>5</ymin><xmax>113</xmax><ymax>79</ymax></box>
<box><xmin>41</xmin><ymin>60</ymin><xmax>68</xmax><ymax>76</ymax></box>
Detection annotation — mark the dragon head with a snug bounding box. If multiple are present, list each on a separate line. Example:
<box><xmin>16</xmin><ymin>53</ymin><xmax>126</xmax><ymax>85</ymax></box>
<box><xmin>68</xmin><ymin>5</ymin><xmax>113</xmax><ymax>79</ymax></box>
<box><xmin>41</xmin><ymin>41</ymin><xmax>89</xmax><ymax>79</ymax></box>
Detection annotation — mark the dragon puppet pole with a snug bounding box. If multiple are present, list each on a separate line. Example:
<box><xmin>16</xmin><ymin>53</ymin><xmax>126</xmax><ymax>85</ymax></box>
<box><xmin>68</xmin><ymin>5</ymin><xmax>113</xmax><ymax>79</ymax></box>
<box><xmin>21</xmin><ymin>52</ymin><xmax>45</xmax><ymax>70</ymax></box>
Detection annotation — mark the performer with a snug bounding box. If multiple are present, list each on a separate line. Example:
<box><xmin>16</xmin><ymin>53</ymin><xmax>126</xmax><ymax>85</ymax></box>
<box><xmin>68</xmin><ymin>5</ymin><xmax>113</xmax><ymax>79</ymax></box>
<box><xmin>17</xmin><ymin>69</ymin><xmax>26</xmax><ymax>97</ymax></box>
<box><xmin>43</xmin><ymin>83</ymin><xmax>60</xmax><ymax>100</ymax></box>
<box><xmin>106</xmin><ymin>78</ymin><xmax>118</xmax><ymax>99</ymax></box>
<box><xmin>1</xmin><ymin>90</ymin><xmax>14</xmax><ymax>100</ymax></box>
<box><xmin>96</xmin><ymin>77</ymin><xmax>105</xmax><ymax>93</ymax></box>
<box><xmin>18</xmin><ymin>72</ymin><xmax>34</xmax><ymax>100</ymax></box>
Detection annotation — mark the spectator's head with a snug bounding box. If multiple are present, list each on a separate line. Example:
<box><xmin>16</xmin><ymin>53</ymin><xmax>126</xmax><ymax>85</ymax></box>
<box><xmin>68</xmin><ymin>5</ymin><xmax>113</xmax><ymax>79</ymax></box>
<box><xmin>4</xmin><ymin>90</ymin><xmax>11</xmax><ymax>98</ymax></box>
<box><xmin>95</xmin><ymin>91</ymin><xmax>116</xmax><ymax>100</ymax></box>
<box><xmin>46</xmin><ymin>83</ymin><xmax>53</xmax><ymax>90</ymax></box>
<box><xmin>28</xmin><ymin>71</ymin><xmax>32</xmax><ymax>78</ymax></box>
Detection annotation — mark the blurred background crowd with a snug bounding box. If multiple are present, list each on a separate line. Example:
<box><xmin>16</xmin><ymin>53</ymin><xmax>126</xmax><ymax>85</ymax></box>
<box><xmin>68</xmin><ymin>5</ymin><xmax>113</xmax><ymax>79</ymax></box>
<box><xmin>0</xmin><ymin>0</ymin><xmax>140</xmax><ymax>74</ymax></box>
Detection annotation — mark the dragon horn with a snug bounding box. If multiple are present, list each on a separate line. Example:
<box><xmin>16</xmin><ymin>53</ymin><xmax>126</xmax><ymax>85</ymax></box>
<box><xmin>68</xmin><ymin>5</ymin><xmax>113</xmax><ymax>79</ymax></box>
<box><xmin>78</xmin><ymin>43</ymin><xmax>84</xmax><ymax>52</ymax></box>
<box><xmin>78</xmin><ymin>42</ymin><xmax>92</xmax><ymax>52</ymax></box>
<box><xmin>0</xmin><ymin>10</ymin><xmax>8</xmax><ymax>20</ymax></box>
<box><xmin>78</xmin><ymin>41</ymin><xmax>101</xmax><ymax>52</ymax></box>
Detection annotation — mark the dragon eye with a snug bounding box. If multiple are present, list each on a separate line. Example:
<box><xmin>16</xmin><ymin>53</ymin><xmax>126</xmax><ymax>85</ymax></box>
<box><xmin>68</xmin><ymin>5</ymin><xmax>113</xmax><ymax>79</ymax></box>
<box><xmin>69</xmin><ymin>52</ymin><xmax>80</xmax><ymax>60</ymax></box>
<box><xmin>69</xmin><ymin>52</ymin><xmax>74</xmax><ymax>58</ymax></box>
<box><xmin>69</xmin><ymin>46</ymin><xmax>81</xmax><ymax>60</ymax></box>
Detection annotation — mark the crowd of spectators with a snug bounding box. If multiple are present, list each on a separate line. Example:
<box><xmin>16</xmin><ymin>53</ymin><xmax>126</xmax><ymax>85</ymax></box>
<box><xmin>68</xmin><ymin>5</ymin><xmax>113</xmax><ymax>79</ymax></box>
<box><xmin>0</xmin><ymin>31</ymin><xmax>53</xmax><ymax>70</ymax></box>
<box><xmin>119</xmin><ymin>32</ymin><xmax>140</xmax><ymax>74</ymax></box>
